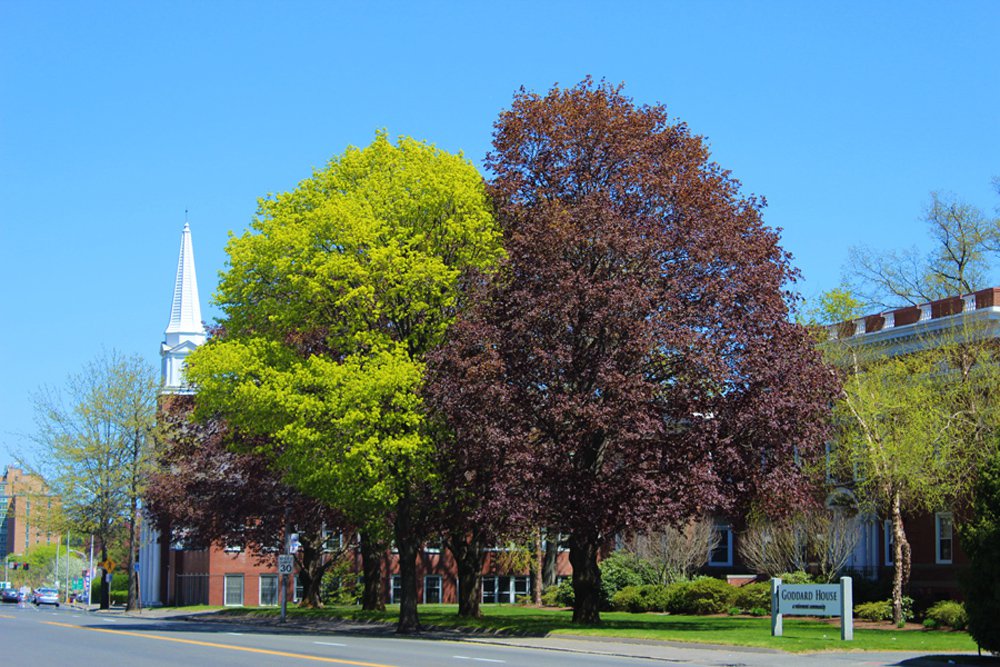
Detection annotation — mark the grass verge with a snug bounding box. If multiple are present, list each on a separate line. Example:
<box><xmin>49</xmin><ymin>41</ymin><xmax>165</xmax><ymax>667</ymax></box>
<box><xmin>214</xmin><ymin>604</ymin><xmax>979</xmax><ymax>653</ymax></box>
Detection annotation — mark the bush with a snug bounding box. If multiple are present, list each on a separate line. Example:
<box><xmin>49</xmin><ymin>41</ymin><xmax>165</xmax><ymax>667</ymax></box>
<box><xmin>610</xmin><ymin>584</ymin><xmax>671</xmax><ymax>613</ymax></box>
<box><xmin>599</xmin><ymin>552</ymin><xmax>659</xmax><ymax>606</ymax></box>
<box><xmin>732</xmin><ymin>582</ymin><xmax>770</xmax><ymax>613</ymax></box>
<box><xmin>541</xmin><ymin>578</ymin><xmax>574</xmax><ymax>607</ymax></box>
<box><xmin>748</xmin><ymin>606</ymin><xmax>769</xmax><ymax>616</ymax></box>
<box><xmin>668</xmin><ymin>577</ymin><xmax>735</xmax><ymax>615</ymax></box>
<box><xmin>924</xmin><ymin>600</ymin><xmax>967</xmax><ymax>630</ymax></box>
<box><xmin>91</xmin><ymin>572</ymin><xmax>129</xmax><ymax>606</ymax></box>
<box><xmin>854</xmin><ymin>597</ymin><xmax>914</xmax><ymax>622</ymax></box>
<box><xmin>775</xmin><ymin>571</ymin><xmax>814</xmax><ymax>584</ymax></box>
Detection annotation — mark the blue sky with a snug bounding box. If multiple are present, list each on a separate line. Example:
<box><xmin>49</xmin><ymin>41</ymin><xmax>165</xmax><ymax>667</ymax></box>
<box><xmin>2</xmin><ymin>1</ymin><xmax>998</xmax><ymax>465</ymax></box>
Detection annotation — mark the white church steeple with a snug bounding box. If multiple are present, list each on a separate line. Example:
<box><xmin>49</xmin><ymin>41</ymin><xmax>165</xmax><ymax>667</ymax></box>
<box><xmin>161</xmin><ymin>221</ymin><xmax>207</xmax><ymax>391</ymax></box>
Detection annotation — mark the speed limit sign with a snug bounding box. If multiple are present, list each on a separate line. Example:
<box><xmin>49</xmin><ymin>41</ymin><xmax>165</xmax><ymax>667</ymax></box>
<box><xmin>277</xmin><ymin>555</ymin><xmax>294</xmax><ymax>575</ymax></box>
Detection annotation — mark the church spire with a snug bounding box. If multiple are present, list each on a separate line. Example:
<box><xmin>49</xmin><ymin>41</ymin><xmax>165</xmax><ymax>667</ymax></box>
<box><xmin>161</xmin><ymin>221</ymin><xmax>206</xmax><ymax>391</ymax></box>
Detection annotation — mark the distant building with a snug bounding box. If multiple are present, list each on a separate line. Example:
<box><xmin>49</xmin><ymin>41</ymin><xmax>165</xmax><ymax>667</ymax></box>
<box><xmin>0</xmin><ymin>466</ymin><xmax>59</xmax><ymax>557</ymax></box>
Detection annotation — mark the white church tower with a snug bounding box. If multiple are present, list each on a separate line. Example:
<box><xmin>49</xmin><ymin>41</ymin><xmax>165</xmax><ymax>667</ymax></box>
<box><xmin>140</xmin><ymin>221</ymin><xmax>207</xmax><ymax>607</ymax></box>
<box><xmin>160</xmin><ymin>222</ymin><xmax>206</xmax><ymax>390</ymax></box>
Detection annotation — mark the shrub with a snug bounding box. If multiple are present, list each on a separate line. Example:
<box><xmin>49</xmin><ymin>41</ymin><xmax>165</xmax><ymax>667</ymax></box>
<box><xmin>924</xmin><ymin>600</ymin><xmax>967</xmax><ymax>630</ymax></box>
<box><xmin>614</xmin><ymin>584</ymin><xmax>672</xmax><ymax>613</ymax></box>
<box><xmin>854</xmin><ymin>597</ymin><xmax>913</xmax><ymax>622</ymax></box>
<box><xmin>923</xmin><ymin>618</ymin><xmax>938</xmax><ymax>629</ymax></box>
<box><xmin>854</xmin><ymin>600</ymin><xmax>891</xmax><ymax>621</ymax></box>
<box><xmin>599</xmin><ymin>552</ymin><xmax>659</xmax><ymax>606</ymax></box>
<box><xmin>669</xmin><ymin>577</ymin><xmax>735</xmax><ymax>615</ymax></box>
<box><xmin>749</xmin><ymin>606</ymin><xmax>769</xmax><ymax>616</ymax></box>
<box><xmin>727</xmin><ymin>606</ymin><xmax>741</xmax><ymax>616</ymax></box>
<box><xmin>732</xmin><ymin>582</ymin><xmax>770</xmax><ymax>613</ymax></box>
<box><xmin>541</xmin><ymin>578</ymin><xmax>575</xmax><ymax>607</ymax></box>
<box><xmin>775</xmin><ymin>571</ymin><xmax>814</xmax><ymax>585</ymax></box>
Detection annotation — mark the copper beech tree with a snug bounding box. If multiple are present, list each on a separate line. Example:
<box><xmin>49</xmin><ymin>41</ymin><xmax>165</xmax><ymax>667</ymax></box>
<box><xmin>146</xmin><ymin>395</ymin><xmax>352</xmax><ymax>608</ymax></box>
<box><xmin>430</xmin><ymin>80</ymin><xmax>838</xmax><ymax>624</ymax></box>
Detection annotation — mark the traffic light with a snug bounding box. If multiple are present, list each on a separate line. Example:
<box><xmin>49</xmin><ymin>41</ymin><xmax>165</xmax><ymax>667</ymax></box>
<box><xmin>22</xmin><ymin>564</ymin><xmax>28</xmax><ymax>571</ymax></box>
<box><xmin>11</xmin><ymin>563</ymin><xmax>18</xmax><ymax>570</ymax></box>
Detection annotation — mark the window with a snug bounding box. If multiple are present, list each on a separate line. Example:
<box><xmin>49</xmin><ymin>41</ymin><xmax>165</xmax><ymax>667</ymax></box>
<box><xmin>424</xmin><ymin>575</ymin><xmax>442</xmax><ymax>604</ymax></box>
<box><xmin>482</xmin><ymin>576</ymin><xmax>497</xmax><ymax>603</ymax></box>
<box><xmin>883</xmin><ymin>520</ymin><xmax>894</xmax><ymax>566</ymax></box>
<box><xmin>936</xmin><ymin>513</ymin><xmax>953</xmax><ymax>564</ymax></box>
<box><xmin>259</xmin><ymin>574</ymin><xmax>279</xmax><ymax>606</ymax></box>
<box><xmin>293</xmin><ymin>575</ymin><xmax>303</xmax><ymax>603</ymax></box>
<box><xmin>481</xmin><ymin>576</ymin><xmax>531</xmax><ymax>604</ymax></box>
<box><xmin>424</xmin><ymin>537</ymin><xmax>442</xmax><ymax>554</ymax></box>
<box><xmin>224</xmin><ymin>574</ymin><xmax>244</xmax><ymax>606</ymax></box>
<box><xmin>708</xmin><ymin>523</ymin><xmax>733</xmax><ymax>567</ymax></box>
<box><xmin>390</xmin><ymin>575</ymin><xmax>401</xmax><ymax>604</ymax></box>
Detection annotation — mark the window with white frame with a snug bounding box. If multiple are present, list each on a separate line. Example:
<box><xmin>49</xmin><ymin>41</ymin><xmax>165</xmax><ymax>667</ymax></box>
<box><xmin>259</xmin><ymin>574</ymin><xmax>279</xmax><ymax>606</ymax></box>
<box><xmin>424</xmin><ymin>575</ymin><xmax>442</xmax><ymax>604</ymax></box>
<box><xmin>883</xmin><ymin>520</ymin><xmax>894</xmax><ymax>566</ymax></box>
<box><xmin>708</xmin><ymin>522</ymin><xmax>733</xmax><ymax>567</ymax></box>
<box><xmin>224</xmin><ymin>574</ymin><xmax>244</xmax><ymax>606</ymax></box>
<box><xmin>390</xmin><ymin>575</ymin><xmax>401</xmax><ymax>604</ymax></box>
<box><xmin>424</xmin><ymin>536</ymin><xmax>442</xmax><ymax>553</ymax></box>
<box><xmin>935</xmin><ymin>512</ymin><xmax>953</xmax><ymax>564</ymax></box>
<box><xmin>481</xmin><ymin>576</ymin><xmax>530</xmax><ymax>604</ymax></box>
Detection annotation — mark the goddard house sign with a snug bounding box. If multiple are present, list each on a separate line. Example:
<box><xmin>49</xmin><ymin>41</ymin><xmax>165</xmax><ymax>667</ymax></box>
<box><xmin>771</xmin><ymin>577</ymin><xmax>854</xmax><ymax>640</ymax></box>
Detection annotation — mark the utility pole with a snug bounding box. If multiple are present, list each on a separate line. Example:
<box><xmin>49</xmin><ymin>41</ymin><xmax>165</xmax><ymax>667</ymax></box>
<box><xmin>65</xmin><ymin>532</ymin><xmax>71</xmax><ymax>604</ymax></box>
<box><xmin>280</xmin><ymin>506</ymin><xmax>290</xmax><ymax>624</ymax></box>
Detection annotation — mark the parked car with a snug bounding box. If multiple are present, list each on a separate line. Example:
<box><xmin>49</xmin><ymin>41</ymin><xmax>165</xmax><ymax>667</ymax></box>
<box><xmin>32</xmin><ymin>587</ymin><xmax>59</xmax><ymax>607</ymax></box>
<box><xmin>1</xmin><ymin>588</ymin><xmax>20</xmax><ymax>603</ymax></box>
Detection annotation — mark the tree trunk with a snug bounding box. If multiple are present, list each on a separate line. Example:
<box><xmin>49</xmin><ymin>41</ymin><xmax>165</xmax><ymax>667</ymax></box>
<box><xmin>569</xmin><ymin>532</ymin><xmax>602</xmax><ymax>624</ymax></box>
<box><xmin>359</xmin><ymin>533</ymin><xmax>385</xmax><ymax>611</ymax></box>
<box><xmin>543</xmin><ymin>529</ymin><xmax>560</xmax><ymax>589</ymax></box>
<box><xmin>890</xmin><ymin>490</ymin><xmax>911</xmax><ymax>627</ymax></box>
<box><xmin>449</xmin><ymin>528</ymin><xmax>486</xmax><ymax>619</ymax></box>
<box><xmin>532</xmin><ymin>528</ymin><xmax>543</xmax><ymax>606</ymax></box>
<box><xmin>394</xmin><ymin>495</ymin><xmax>421</xmax><ymax>634</ymax></box>
<box><xmin>295</xmin><ymin>539</ymin><xmax>326</xmax><ymax>608</ymax></box>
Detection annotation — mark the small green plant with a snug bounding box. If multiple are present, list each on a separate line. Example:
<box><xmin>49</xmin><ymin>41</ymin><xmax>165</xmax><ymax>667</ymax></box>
<box><xmin>727</xmin><ymin>606</ymin><xmax>741</xmax><ymax>616</ymax></box>
<box><xmin>749</xmin><ymin>606</ymin><xmax>769</xmax><ymax>616</ymax></box>
<box><xmin>854</xmin><ymin>597</ymin><xmax>914</xmax><ymax>622</ymax></box>
<box><xmin>924</xmin><ymin>600</ymin><xmax>967</xmax><ymax>630</ymax></box>
<box><xmin>610</xmin><ymin>584</ymin><xmax>671</xmax><ymax>613</ymax></box>
<box><xmin>669</xmin><ymin>577</ymin><xmax>735</xmax><ymax>615</ymax></box>
<box><xmin>541</xmin><ymin>578</ymin><xmax>575</xmax><ymax>607</ymax></box>
<box><xmin>923</xmin><ymin>618</ymin><xmax>938</xmax><ymax>629</ymax></box>
<box><xmin>732</xmin><ymin>582</ymin><xmax>770</xmax><ymax>613</ymax></box>
<box><xmin>775</xmin><ymin>571</ymin><xmax>814</xmax><ymax>584</ymax></box>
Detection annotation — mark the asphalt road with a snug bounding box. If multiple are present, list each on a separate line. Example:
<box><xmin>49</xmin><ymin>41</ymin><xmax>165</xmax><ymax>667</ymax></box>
<box><xmin>0</xmin><ymin>603</ymin><xmax>991</xmax><ymax>667</ymax></box>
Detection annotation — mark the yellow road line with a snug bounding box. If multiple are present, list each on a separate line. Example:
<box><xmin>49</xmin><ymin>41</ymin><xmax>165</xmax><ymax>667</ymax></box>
<box><xmin>0</xmin><ymin>614</ymin><xmax>14</xmax><ymax>619</ymax></box>
<box><xmin>43</xmin><ymin>621</ymin><xmax>398</xmax><ymax>666</ymax></box>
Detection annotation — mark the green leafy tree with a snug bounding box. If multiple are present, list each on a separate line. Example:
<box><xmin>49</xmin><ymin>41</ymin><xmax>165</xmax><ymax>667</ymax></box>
<box><xmin>830</xmin><ymin>331</ymin><xmax>1000</xmax><ymax>625</ymax></box>
<box><xmin>186</xmin><ymin>132</ymin><xmax>502</xmax><ymax>633</ymax></box>
<box><xmin>960</xmin><ymin>447</ymin><xmax>1000</xmax><ymax>653</ymax></box>
<box><xmin>29</xmin><ymin>350</ymin><xmax>158</xmax><ymax>610</ymax></box>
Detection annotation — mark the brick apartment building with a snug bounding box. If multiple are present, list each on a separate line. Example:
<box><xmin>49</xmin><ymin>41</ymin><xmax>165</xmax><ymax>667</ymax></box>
<box><xmin>0</xmin><ymin>465</ymin><xmax>59</xmax><ymax>558</ymax></box>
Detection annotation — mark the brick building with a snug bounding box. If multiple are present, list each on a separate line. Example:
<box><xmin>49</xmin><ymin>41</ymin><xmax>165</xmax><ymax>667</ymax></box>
<box><xmin>0</xmin><ymin>465</ymin><xmax>59</xmax><ymax>558</ymax></box>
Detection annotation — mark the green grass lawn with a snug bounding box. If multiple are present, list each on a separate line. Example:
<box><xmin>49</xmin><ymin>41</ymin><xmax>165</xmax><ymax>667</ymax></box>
<box><xmin>215</xmin><ymin>604</ymin><xmax>979</xmax><ymax>653</ymax></box>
